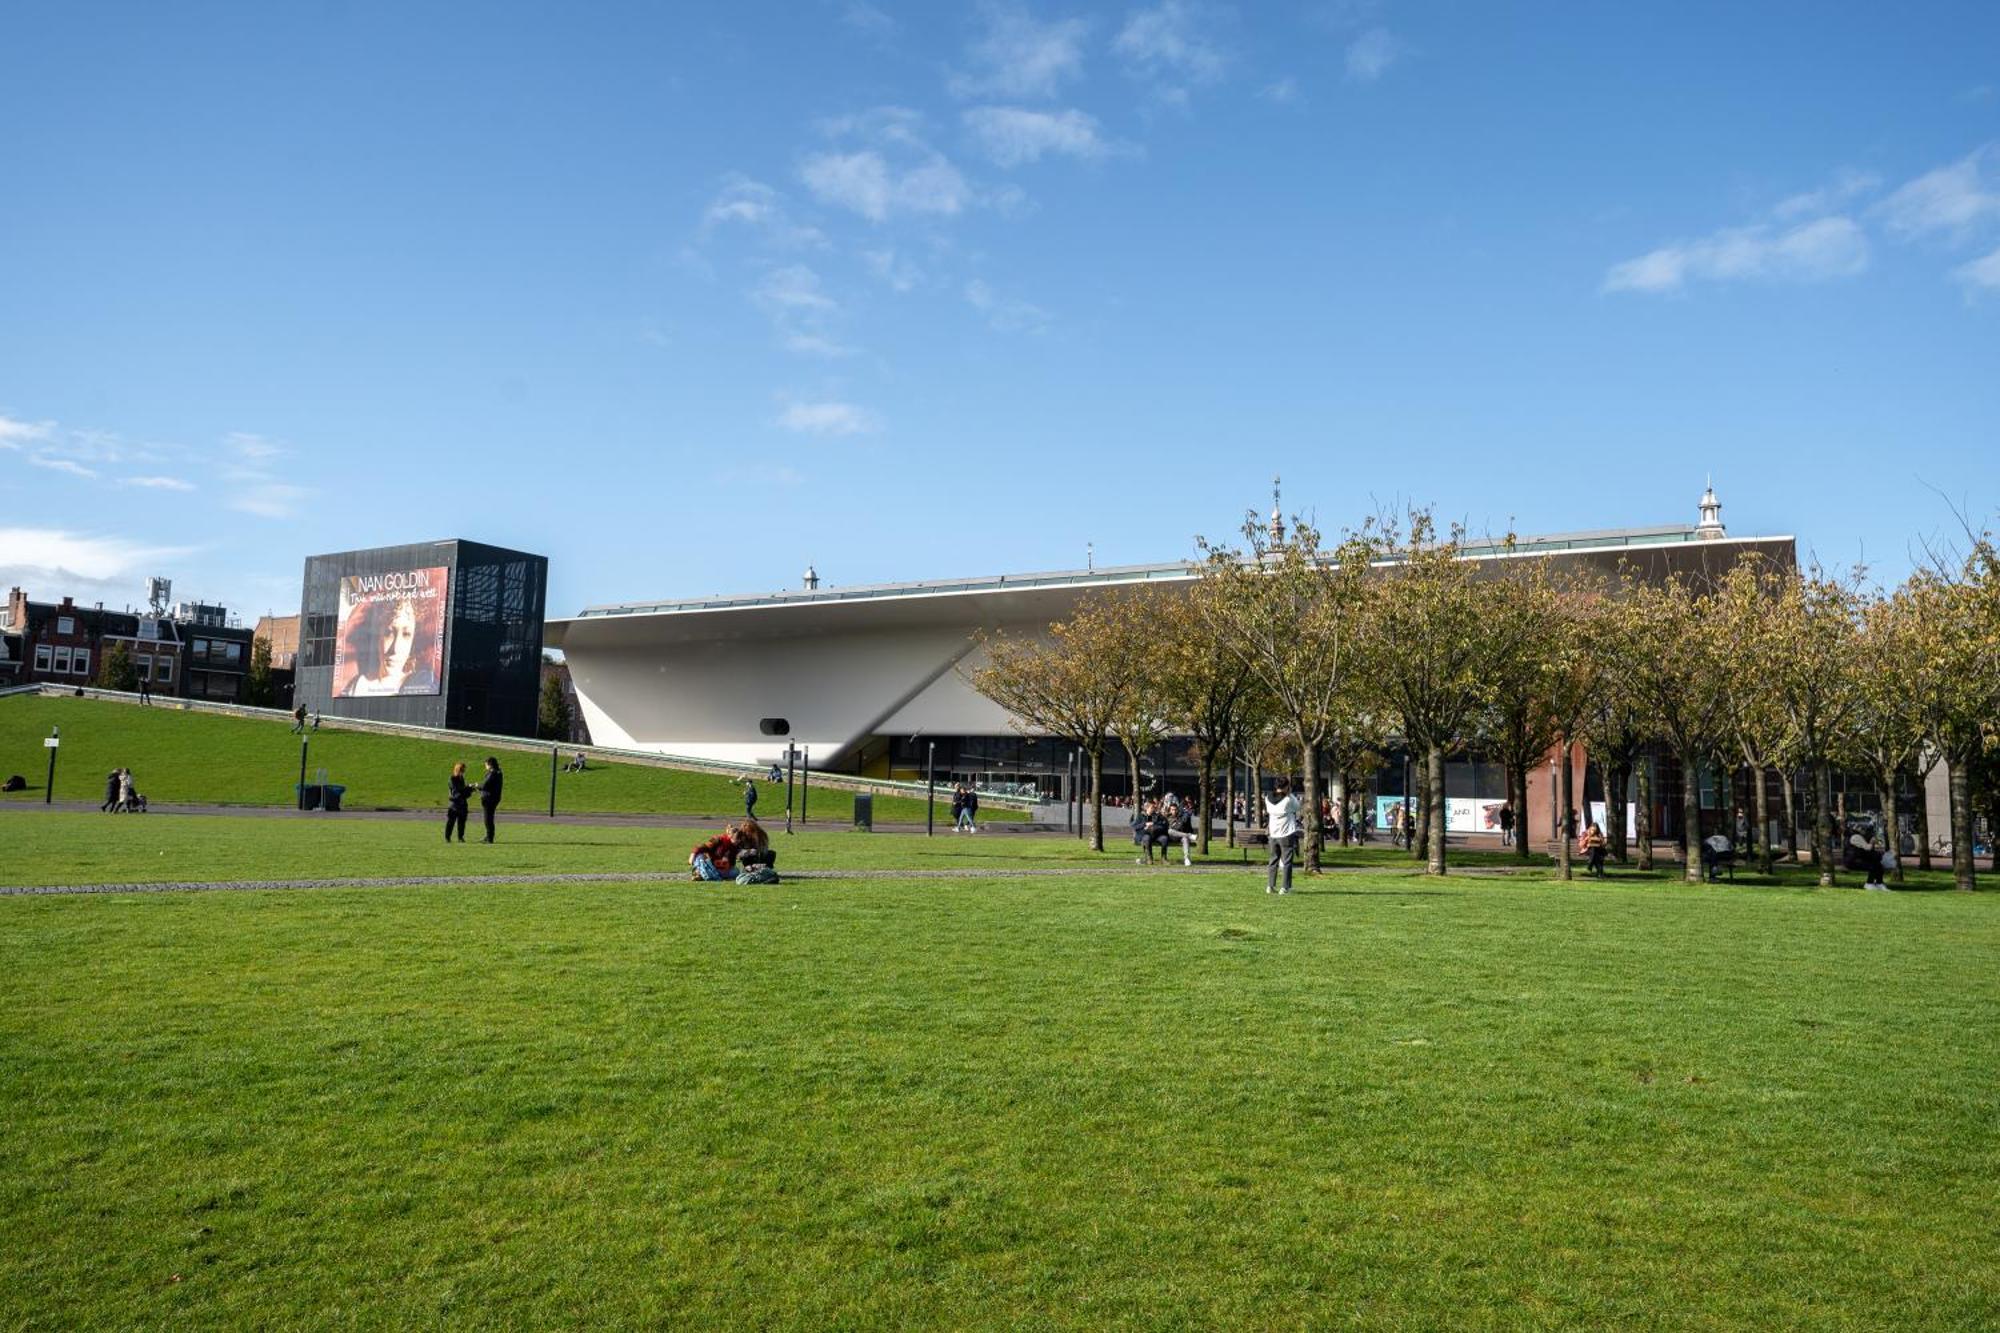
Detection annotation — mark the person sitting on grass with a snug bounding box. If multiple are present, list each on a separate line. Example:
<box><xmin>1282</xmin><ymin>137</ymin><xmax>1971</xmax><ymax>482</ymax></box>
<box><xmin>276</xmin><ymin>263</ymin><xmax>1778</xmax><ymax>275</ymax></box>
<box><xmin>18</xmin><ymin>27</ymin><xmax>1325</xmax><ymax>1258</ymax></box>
<box><xmin>734</xmin><ymin>817</ymin><xmax>776</xmax><ymax>871</ymax></box>
<box><xmin>1580</xmin><ymin>821</ymin><xmax>1608</xmax><ymax>877</ymax></box>
<box><xmin>690</xmin><ymin>824</ymin><xmax>743</xmax><ymax>881</ymax></box>
<box><xmin>565</xmin><ymin>752</ymin><xmax>587</xmax><ymax>773</ymax></box>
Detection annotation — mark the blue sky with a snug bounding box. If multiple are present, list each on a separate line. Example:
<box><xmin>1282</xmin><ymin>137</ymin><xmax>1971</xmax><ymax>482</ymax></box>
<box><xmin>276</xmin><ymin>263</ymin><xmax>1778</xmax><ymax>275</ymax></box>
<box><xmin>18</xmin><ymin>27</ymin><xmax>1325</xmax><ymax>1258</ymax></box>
<box><xmin>3</xmin><ymin>1</ymin><xmax>1997</xmax><ymax>622</ymax></box>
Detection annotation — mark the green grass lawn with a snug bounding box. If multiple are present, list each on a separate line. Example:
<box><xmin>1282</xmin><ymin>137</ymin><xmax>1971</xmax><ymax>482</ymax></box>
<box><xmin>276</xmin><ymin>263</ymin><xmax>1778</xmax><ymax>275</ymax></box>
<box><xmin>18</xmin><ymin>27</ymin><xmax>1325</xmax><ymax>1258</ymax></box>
<box><xmin>0</xmin><ymin>694</ymin><xmax>1018</xmax><ymax>824</ymax></box>
<box><xmin>3</xmin><ymin>817</ymin><xmax>1996</xmax><ymax>1327</ymax></box>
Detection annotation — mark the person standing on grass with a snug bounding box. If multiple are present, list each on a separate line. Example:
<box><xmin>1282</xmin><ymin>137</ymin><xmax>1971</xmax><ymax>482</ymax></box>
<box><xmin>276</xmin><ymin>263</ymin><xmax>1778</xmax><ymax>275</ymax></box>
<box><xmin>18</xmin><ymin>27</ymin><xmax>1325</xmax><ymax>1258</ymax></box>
<box><xmin>476</xmin><ymin>756</ymin><xmax>504</xmax><ymax>842</ymax></box>
<box><xmin>1265</xmin><ymin>779</ymin><xmax>1301</xmax><ymax>894</ymax></box>
<box><xmin>445</xmin><ymin>762</ymin><xmax>471</xmax><ymax>843</ymax></box>
<box><xmin>292</xmin><ymin>704</ymin><xmax>308</xmax><ymax>734</ymax></box>
<box><xmin>740</xmin><ymin>776</ymin><xmax>758</xmax><ymax>820</ymax></box>
<box><xmin>1498</xmin><ymin>802</ymin><xmax>1515</xmax><ymax>846</ymax></box>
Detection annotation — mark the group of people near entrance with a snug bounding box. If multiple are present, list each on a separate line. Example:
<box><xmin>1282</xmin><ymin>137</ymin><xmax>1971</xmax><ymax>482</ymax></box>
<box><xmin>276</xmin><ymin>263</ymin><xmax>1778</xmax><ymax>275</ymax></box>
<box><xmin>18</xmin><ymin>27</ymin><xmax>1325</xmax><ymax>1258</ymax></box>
<box><xmin>444</xmin><ymin>757</ymin><xmax>504</xmax><ymax>842</ymax></box>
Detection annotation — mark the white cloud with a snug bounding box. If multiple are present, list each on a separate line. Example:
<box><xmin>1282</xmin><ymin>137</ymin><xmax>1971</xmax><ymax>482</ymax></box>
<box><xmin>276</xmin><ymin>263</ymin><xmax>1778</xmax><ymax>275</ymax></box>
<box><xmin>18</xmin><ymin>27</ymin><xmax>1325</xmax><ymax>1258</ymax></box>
<box><xmin>1114</xmin><ymin>1</ymin><xmax>1231</xmax><ymax>96</ymax></box>
<box><xmin>841</xmin><ymin>2</ymin><xmax>896</xmax><ymax>38</ymax></box>
<box><xmin>1260</xmin><ymin>76</ymin><xmax>1300</xmax><ymax>105</ymax></box>
<box><xmin>29</xmin><ymin>455</ymin><xmax>97</xmax><ymax>479</ymax></box>
<box><xmin>0</xmin><ymin>528</ymin><xmax>196</xmax><ymax>604</ymax></box>
<box><xmin>1602</xmin><ymin>215</ymin><xmax>1869</xmax><ymax>294</ymax></box>
<box><xmin>227</xmin><ymin>482</ymin><xmax>309</xmax><ymax>519</ymax></box>
<box><xmin>776</xmin><ymin>401</ymin><xmax>879</xmax><ymax>436</ymax></box>
<box><xmin>863</xmin><ymin>248</ymin><xmax>923</xmax><ymax>292</ymax></box>
<box><xmin>700</xmin><ymin>174</ymin><xmax>827</xmax><ymax>248</ymax></box>
<box><xmin>951</xmin><ymin>4</ymin><xmax>1089</xmax><ymax>100</ymax></box>
<box><xmin>800</xmin><ymin>148</ymin><xmax>973</xmax><ymax>221</ymax></box>
<box><xmin>1953</xmin><ymin>245</ymin><xmax>2000</xmax><ymax>293</ymax></box>
<box><xmin>1344</xmin><ymin>27</ymin><xmax>1400</xmax><ymax>82</ymax></box>
<box><xmin>965</xmin><ymin>277</ymin><xmax>1051</xmax><ymax>333</ymax></box>
<box><xmin>752</xmin><ymin>264</ymin><xmax>853</xmax><ymax>356</ymax></box>
<box><xmin>1771</xmin><ymin>168</ymin><xmax>1881</xmax><ymax>220</ymax></box>
<box><xmin>1876</xmin><ymin>144</ymin><xmax>2000</xmax><ymax>240</ymax></box>
<box><xmin>121</xmin><ymin>475</ymin><xmax>196</xmax><ymax>492</ymax></box>
<box><xmin>963</xmin><ymin>106</ymin><xmax>1111</xmax><ymax>167</ymax></box>
<box><xmin>227</xmin><ymin>432</ymin><xmax>284</xmax><ymax>461</ymax></box>
<box><xmin>0</xmin><ymin>415</ymin><xmax>56</xmax><ymax>448</ymax></box>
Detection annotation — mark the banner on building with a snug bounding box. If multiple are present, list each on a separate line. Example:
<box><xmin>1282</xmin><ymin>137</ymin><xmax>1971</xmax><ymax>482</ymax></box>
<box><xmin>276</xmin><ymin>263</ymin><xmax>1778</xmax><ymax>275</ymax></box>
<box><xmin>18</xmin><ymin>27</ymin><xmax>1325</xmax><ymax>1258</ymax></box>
<box><xmin>1374</xmin><ymin>796</ymin><xmax>1509</xmax><ymax>834</ymax></box>
<box><xmin>332</xmin><ymin>565</ymin><xmax>448</xmax><ymax>698</ymax></box>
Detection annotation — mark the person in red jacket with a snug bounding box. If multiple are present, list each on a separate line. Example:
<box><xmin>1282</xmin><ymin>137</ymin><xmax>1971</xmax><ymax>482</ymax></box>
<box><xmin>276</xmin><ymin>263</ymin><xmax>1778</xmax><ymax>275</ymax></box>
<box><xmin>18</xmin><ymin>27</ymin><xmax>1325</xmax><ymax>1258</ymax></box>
<box><xmin>690</xmin><ymin>825</ymin><xmax>742</xmax><ymax>879</ymax></box>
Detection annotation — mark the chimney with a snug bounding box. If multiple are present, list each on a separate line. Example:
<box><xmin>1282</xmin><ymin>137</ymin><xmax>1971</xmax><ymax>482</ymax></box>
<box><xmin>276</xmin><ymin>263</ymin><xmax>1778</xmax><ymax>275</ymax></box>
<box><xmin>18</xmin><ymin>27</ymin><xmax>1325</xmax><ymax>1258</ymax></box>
<box><xmin>4</xmin><ymin>587</ymin><xmax>24</xmax><ymax>631</ymax></box>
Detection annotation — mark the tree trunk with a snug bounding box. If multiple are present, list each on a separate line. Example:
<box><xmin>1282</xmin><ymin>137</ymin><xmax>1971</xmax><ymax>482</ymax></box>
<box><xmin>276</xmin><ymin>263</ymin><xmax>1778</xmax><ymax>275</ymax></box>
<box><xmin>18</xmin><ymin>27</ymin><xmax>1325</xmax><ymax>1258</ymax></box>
<box><xmin>1813</xmin><ymin>760</ymin><xmax>1836</xmax><ymax>888</ymax></box>
<box><xmin>1915</xmin><ymin>764</ymin><xmax>1932</xmax><ymax>871</ymax></box>
<box><xmin>1949</xmin><ymin>751</ymin><xmax>1976</xmax><ymax>891</ymax></box>
<box><xmin>1088</xmin><ymin>747</ymin><xmax>1105</xmax><ymax>852</ymax></box>
<box><xmin>1879</xmin><ymin>764</ymin><xmax>1904</xmax><ymax>885</ymax></box>
<box><xmin>1300</xmin><ymin>733</ymin><xmax>1323</xmax><ymax>874</ymax></box>
<box><xmin>1752</xmin><ymin>765</ymin><xmax>1772</xmax><ymax>875</ymax></box>
<box><xmin>1124</xmin><ymin>741</ymin><xmax>1142</xmax><ymax>814</ymax></box>
<box><xmin>1681</xmin><ymin>746</ymin><xmax>1703</xmax><ymax>883</ymax></box>
<box><xmin>1413</xmin><ymin>761</ymin><xmax>1431</xmax><ymax>860</ymax></box>
<box><xmin>1636</xmin><ymin>756</ymin><xmax>1655</xmax><ymax>871</ymax></box>
<box><xmin>1608</xmin><ymin>762</ymin><xmax>1629</xmax><ymax>862</ymax></box>
<box><xmin>1197</xmin><ymin>751</ymin><xmax>1215</xmax><ymax>856</ymax></box>
<box><xmin>1511</xmin><ymin>763</ymin><xmax>1533</xmax><ymax>863</ymax></box>
<box><xmin>1225</xmin><ymin>759</ymin><xmax>1237</xmax><ymax>848</ymax></box>
<box><xmin>1792</xmin><ymin>768</ymin><xmax>1808</xmax><ymax>860</ymax></box>
<box><xmin>1556</xmin><ymin>740</ymin><xmax>1574</xmax><ymax>881</ymax></box>
<box><xmin>1426</xmin><ymin>743</ymin><xmax>1448</xmax><ymax>876</ymax></box>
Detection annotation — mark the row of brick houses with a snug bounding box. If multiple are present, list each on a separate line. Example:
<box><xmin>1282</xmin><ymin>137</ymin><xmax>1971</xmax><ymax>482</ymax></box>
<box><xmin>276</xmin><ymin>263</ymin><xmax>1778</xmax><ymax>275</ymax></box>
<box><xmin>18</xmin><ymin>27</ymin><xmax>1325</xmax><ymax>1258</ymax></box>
<box><xmin>2</xmin><ymin>587</ymin><xmax>258</xmax><ymax>703</ymax></box>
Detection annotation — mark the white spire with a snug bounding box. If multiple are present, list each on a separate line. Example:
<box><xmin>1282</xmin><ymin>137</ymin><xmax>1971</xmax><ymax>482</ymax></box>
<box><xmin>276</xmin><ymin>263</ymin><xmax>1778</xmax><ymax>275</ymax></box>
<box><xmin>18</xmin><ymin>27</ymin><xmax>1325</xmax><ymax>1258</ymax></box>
<box><xmin>1696</xmin><ymin>480</ymin><xmax>1725</xmax><ymax>540</ymax></box>
<box><xmin>1269</xmin><ymin>474</ymin><xmax>1285</xmax><ymax>547</ymax></box>
<box><xmin>803</xmin><ymin>564</ymin><xmax>820</xmax><ymax>590</ymax></box>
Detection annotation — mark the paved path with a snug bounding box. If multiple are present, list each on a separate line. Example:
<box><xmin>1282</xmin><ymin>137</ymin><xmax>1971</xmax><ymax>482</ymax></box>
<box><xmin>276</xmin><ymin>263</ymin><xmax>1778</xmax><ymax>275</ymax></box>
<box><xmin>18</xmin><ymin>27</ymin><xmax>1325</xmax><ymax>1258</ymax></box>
<box><xmin>0</xmin><ymin>864</ymin><xmax>1290</xmax><ymax>897</ymax></box>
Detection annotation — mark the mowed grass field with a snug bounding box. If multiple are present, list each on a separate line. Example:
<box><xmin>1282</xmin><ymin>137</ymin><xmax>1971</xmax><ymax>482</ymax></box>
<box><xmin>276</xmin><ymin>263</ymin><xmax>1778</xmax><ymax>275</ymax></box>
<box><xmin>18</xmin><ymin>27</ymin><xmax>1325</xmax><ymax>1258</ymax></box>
<box><xmin>0</xmin><ymin>695</ymin><xmax>1019</xmax><ymax>824</ymax></box>
<box><xmin>3</xmin><ymin>814</ymin><xmax>1997</xmax><ymax>1327</ymax></box>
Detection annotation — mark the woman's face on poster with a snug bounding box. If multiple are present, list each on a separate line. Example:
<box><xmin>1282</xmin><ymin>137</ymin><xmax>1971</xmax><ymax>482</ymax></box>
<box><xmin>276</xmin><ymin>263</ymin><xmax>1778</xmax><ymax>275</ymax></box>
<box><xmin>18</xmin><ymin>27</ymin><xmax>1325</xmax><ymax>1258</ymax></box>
<box><xmin>381</xmin><ymin>600</ymin><xmax>417</xmax><ymax>680</ymax></box>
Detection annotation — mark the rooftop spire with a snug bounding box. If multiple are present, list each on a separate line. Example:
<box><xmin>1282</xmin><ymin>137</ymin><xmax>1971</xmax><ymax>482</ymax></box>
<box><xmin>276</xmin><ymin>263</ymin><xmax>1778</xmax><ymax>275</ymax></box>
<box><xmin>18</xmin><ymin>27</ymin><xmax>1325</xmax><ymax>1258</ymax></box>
<box><xmin>1269</xmin><ymin>474</ymin><xmax>1285</xmax><ymax>548</ymax></box>
<box><xmin>1696</xmin><ymin>481</ymin><xmax>1725</xmax><ymax>540</ymax></box>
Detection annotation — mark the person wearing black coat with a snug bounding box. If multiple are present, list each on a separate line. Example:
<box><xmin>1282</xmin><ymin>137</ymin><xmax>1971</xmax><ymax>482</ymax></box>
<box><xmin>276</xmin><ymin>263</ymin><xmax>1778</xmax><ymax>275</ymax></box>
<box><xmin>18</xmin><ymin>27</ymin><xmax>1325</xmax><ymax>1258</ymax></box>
<box><xmin>102</xmin><ymin>769</ymin><xmax>121</xmax><ymax>813</ymax></box>
<box><xmin>476</xmin><ymin>757</ymin><xmax>503</xmax><ymax>842</ymax></box>
<box><xmin>445</xmin><ymin>762</ymin><xmax>471</xmax><ymax>843</ymax></box>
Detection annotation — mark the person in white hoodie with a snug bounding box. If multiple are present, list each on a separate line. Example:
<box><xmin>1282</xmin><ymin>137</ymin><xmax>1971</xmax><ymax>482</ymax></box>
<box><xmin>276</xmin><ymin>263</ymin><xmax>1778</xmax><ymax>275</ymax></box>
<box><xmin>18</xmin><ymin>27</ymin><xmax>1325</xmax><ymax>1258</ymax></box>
<box><xmin>1265</xmin><ymin>780</ymin><xmax>1301</xmax><ymax>894</ymax></box>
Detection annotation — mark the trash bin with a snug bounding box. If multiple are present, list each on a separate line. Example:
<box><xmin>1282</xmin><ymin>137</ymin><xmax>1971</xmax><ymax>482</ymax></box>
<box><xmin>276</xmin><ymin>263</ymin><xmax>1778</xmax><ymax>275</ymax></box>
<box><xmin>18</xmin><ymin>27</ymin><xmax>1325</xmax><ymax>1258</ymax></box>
<box><xmin>322</xmin><ymin>784</ymin><xmax>346</xmax><ymax>812</ymax></box>
<box><xmin>853</xmin><ymin>793</ymin><xmax>873</xmax><ymax>831</ymax></box>
<box><xmin>295</xmin><ymin>783</ymin><xmax>322</xmax><ymax>811</ymax></box>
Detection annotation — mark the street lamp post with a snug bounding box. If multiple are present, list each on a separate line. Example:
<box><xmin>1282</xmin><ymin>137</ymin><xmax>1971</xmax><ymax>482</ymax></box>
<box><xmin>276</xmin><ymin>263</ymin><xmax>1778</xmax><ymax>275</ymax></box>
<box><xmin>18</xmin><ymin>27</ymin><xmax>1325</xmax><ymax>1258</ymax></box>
<box><xmin>785</xmin><ymin>741</ymin><xmax>796</xmax><ymax>835</ymax></box>
<box><xmin>43</xmin><ymin>726</ymin><xmax>59</xmax><ymax>805</ymax></box>
<box><xmin>926</xmin><ymin>740</ymin><xmax>936</xmax><ymax>837</ymax></box>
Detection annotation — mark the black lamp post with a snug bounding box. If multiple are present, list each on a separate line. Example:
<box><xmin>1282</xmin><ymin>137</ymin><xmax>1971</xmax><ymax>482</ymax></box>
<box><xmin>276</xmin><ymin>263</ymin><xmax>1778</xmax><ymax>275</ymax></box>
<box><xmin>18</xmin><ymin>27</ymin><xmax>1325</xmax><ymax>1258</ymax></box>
<box><xmin>926</xmin><ymin>740</ymin><xmax>936</xmax><ymax>837</ymax></box>
<box><xmin>43</xmin><ymin>726</ymin><xmax>59</xmax><ymax>805</ymax></box>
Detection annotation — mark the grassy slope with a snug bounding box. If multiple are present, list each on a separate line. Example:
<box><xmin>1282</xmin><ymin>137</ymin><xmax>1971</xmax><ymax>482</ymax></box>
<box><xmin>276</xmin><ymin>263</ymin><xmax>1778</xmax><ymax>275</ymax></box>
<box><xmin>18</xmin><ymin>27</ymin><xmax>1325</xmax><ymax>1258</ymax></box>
<box><xmin>0</xmin><ymin>694</ymin><xmax>1017</xmax><ymax>823</ymax></box>
<box><xmin>2</xmin><ymin>849</ymin><xmax>1996</xmax><ymax>1326</ymax></box>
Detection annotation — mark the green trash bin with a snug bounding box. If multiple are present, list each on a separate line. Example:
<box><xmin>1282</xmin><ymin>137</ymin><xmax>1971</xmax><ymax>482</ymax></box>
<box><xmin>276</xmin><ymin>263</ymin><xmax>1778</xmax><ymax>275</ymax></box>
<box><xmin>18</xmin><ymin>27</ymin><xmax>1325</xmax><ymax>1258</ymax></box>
<box><xmin>853</xmin><ymin>793</ymin><xmax>873</xmax><ymax>831</ymax></box>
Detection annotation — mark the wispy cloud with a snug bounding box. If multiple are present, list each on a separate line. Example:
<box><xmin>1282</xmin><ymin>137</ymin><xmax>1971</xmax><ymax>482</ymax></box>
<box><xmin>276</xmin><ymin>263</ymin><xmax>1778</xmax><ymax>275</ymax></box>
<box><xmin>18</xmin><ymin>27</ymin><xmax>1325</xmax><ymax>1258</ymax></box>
<box><xmin>1259</xmin><ymin>76</ymin><xmax>1300</xmax><ymax>105</ymax></box>
<box><xmin>963</xmin><ymin>106</ymin><xmax>1113</xmax><ymax>167</ymax></box>
<box><xmin>775</xmin><ymin>401</ymin><xmax>879</xmax><ymax>436</ymax></box>
<box><xmin>950</xmin><ymin>4</ymin><xmax>1089</xmax><ymax>100</ymax></box>
<box><xmin>801</xmin><ymin>113</ymin><xmax>977</xmax><ymax>221</ymax></box>
<box><xmin>1771</xmin><ymin>168</ymin><xmax>1881</xmax><ymax>220</ymax></box>
<box><xmin>1114</xmin><ymin>1</ymin><xmax>1231</xmax><ymax>102</ymax></box>
<box><xmin>1954</xmin><ymin>245</ymin><xmax>2000</xmax><ymax>294</ymax></box>
<box><xmin>840</xmin><ymin>1</ymin><xmax>896</xmax><ymax>39</ymax></box>
<box><xmin>1875</xmin><ymin>144</ymin><xmax>2000</xmax><ymax>241</ymax></box>
<box><xmin>753</xmin><ymin>263</ymin><xmax>855</xmax><ymax>356</ymax></box>
<box><xmin>0</xmin><ymin>528</ymin><xmax>196</xmax><ymax>604</ymax></box>
<box><xmin>0</xmin><ymin>414</ymin><xmax>56</xmax><ymax>447</ymax></box>
<box><xmin>1603</xmin><ymin>216</ymin><xmax>1869</xmax><ymax>294</ymax></box>
<box><xmin>222</xmin><ymin>433</ymin><xmax>310</xmax><ymax>518</ymax></box>
<box><xmin>965</xmin><ymin>277</ymin><xmax>1051</xmax><ymax>333</ymax></box>
<box><xmin>121</xmin><ymin>475</ymin><xmax>197</xmax><ymax>492</ymax></box>
<box><xmin>700</xmin><ymin>174</ymin><xmax>828</xmax><ymax>249</ymax></box>
<box><xmin>863</xmin><ymin>248</ymin><xmax>924</xmax><ymax>292</ymax></box>
<box><xmin>29</xmin><ymin>455</ymin><xmax>97</xmax><ymax>479</ymax></box>
<box><xmin>1344</xmin><ymin>27</ymin><xmax>1401</xmax><ymax>82</ymax></box>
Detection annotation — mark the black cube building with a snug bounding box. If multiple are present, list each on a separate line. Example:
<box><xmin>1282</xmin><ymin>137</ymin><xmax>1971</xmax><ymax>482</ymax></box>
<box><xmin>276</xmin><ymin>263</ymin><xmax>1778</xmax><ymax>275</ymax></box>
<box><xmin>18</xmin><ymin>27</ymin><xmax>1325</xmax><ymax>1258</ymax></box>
<box><xmin>297</xmin><ymin>539</ymin><xmax>548</xmax><ymax>737</ymax></box>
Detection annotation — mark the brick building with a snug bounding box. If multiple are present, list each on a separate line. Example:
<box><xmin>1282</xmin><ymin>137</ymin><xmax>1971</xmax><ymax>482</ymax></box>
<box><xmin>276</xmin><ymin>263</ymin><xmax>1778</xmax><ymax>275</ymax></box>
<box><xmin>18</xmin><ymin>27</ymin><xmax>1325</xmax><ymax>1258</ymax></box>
<box><xmin>2</xmin><ymin>587</ymin><xmax>256</xmax><ymax>702</ymax></box>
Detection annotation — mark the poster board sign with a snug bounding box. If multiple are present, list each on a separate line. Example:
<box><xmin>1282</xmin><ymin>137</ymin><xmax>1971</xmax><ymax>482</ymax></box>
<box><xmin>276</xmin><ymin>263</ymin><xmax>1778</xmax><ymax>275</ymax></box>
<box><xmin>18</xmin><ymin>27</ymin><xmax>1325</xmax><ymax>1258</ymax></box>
<box><xmin>332</xmin><ymin>565</ymin><xmax>448</xmax><ymax>698</ymax></box>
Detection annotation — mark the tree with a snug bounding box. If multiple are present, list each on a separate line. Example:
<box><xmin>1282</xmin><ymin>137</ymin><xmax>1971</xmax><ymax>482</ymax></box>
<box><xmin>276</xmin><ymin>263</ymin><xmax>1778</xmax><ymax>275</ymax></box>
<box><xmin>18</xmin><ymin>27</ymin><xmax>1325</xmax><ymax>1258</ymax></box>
<box><xmin>1156</xmin><ymin>581</ymin><xmax>1253</xmax><ymax>854</ymax></box>
<box><xmin>1902</xmin><ymin>548</ymin><xmax>2000</xmax><ymax>891</ymax></box>
<box><xmin>1617</xmin><ymin>572</ymin><xmax>1728</xmax><ymax>883</ymax></box>
<box><xmin>538</xmin><ymin>671</ymin><xmax>573</xmax><ymax>741</ymax></box>
<box><xmin>1710</xmin><ymin>559</ymin><xmax>1791</xmax><ymax>874</ymax></box>
<box><xmin>971</xmin><ymin>594</ymin><xmax>1139</xmax><ymax>851</ymax></box>
<box><xmin>99</xmin><ymin>641</ymin><xmax>138</xmax><ymax>692</ymax></box>
<box><xmin>1367</xmin><ymin>513</ymin><xmax>1498</xmax><ymax>877</ymax></box>
<box><xmin>1843</xmin><ymin>588</ymin><xmax>1934</xmax><ymax>885</ymax></box>
<box><xmin>1194</xmin><ymin>515</ymin><xmax>1378</xmax><ymax>873</ymax></box>
<box><xmin>1765</xmin><ymin>568</ymin><xmax>1865</xmax><ymax>887</ymax></box>
<box><xmin>243</xmin><ymin>635</ymin><xmax>276</xmax><ymax>708</ymax></box>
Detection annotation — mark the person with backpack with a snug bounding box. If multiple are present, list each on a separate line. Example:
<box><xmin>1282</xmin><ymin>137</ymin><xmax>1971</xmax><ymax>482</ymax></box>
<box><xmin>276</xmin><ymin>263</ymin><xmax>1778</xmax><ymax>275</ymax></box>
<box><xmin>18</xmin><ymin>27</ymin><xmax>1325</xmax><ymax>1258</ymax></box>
<box><xmin>476</xmin><ymin>757</ymin><xmax>504</xmax><ymax>842</ymax></box>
